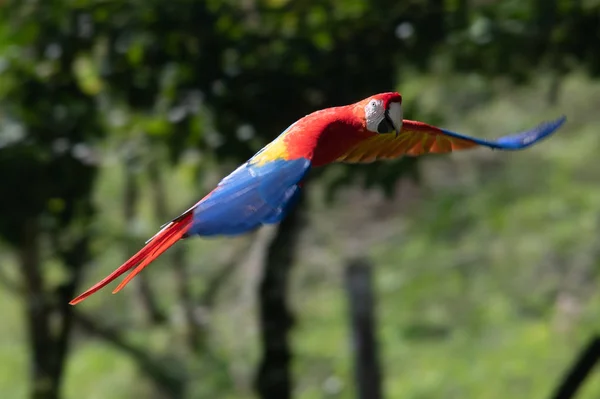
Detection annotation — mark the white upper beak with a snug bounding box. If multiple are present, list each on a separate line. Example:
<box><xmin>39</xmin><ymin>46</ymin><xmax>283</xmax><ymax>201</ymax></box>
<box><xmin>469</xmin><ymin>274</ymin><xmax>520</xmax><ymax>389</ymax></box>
<box><xmin>387</xmin><ymin>102</ymin><xmax>403</xmax><ymax>135</ymax></box>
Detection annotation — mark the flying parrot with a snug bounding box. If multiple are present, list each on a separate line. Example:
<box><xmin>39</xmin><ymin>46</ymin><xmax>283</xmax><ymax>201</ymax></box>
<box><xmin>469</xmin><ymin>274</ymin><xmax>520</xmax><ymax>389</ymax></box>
<box><xmin>70</xmin><ymin>92</ymin><xmax>566</xmax><ymax>305</ymax></box>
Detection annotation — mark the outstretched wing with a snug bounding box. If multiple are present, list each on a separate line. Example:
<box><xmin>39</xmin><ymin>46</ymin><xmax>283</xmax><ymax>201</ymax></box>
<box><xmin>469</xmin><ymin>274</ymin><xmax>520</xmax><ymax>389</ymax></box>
<box><xmin>336</xmin><ymin>116</ymin><xmax>566</xmax><ymax>163</ymax></box>
<box><xmin>70</xmin><ymin>150</ymin><xmax>310</xmax><ymax>305</ymax></box>
<box><xmin>185</xmin><ymin>156</ymin><xmax>311</xmax><ymax>237</ymax></box>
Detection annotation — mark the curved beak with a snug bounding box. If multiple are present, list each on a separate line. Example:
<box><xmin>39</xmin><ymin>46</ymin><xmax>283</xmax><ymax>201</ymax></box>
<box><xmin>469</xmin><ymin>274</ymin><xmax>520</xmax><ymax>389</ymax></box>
<box><xmin>386</xmin><ymin>102</ymin><xmax>403</xmax><ymax>137</ymax></box>
<box><xmin>385</xmin><ymin>109</ymin><xmax>401</xmax><ymax>137</ymax></box>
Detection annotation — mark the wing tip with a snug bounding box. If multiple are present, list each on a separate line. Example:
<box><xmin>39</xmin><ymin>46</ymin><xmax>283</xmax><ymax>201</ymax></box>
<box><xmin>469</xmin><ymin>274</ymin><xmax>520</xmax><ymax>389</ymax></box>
<box><xmin>494</xmin><ymin>114</ymin><xmax>567</xmax><ymax>150</ymax></box>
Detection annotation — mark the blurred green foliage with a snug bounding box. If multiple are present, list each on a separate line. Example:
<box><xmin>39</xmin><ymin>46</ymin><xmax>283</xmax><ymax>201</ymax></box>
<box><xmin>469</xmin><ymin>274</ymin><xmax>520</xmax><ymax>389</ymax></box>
<box><xmin>1</xmin><ymin>0</ymin><xmax>600</xmax><ymax>398</ymax></box>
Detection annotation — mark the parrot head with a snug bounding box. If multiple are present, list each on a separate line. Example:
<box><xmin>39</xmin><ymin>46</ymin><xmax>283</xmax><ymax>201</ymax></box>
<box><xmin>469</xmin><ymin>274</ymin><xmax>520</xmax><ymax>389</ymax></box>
<box><xmin>359</xmin><ymin>92</ymin><xmax>403</xmax><ymax>136</ymax></box>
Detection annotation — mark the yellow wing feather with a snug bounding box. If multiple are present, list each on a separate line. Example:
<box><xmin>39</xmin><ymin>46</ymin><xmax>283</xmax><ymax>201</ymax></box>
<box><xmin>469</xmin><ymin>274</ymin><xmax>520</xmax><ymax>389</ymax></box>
<box><xmin>337</xmin><ymin>120</ymin><xmax>478</xmax><ymax>163</ymax></box>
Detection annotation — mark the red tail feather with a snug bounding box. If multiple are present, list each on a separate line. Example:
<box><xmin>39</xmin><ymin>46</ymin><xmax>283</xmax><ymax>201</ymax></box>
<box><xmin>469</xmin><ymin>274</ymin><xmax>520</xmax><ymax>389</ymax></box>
<box><xmin>70</xmin><ymin>212</ymin><xmax>193</xmax><ymax>305</ymax></box>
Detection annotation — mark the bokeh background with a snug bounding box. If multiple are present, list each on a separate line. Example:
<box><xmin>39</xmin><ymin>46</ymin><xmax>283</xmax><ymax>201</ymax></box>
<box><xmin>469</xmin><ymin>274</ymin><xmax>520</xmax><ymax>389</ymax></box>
<box><xmin>1</xmin><ymin>0</ymin><xmax>600</xmax><ymax>398</ymax></box>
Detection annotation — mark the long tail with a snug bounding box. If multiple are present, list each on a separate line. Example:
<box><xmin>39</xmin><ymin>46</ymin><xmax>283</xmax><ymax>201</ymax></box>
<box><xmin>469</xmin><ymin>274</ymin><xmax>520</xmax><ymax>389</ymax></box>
<box><xmin>69</xmin><ymin>211</ymin><xmax>194</xmax><ymax>305</ymax></box>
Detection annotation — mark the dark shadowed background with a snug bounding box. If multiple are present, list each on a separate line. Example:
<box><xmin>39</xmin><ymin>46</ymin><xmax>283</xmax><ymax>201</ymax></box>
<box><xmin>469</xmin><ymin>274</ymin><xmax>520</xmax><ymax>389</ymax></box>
<box><xmin>1</xmin><ymin>0</ymin><xmax>600</xmax><ymax>398</ymax></box>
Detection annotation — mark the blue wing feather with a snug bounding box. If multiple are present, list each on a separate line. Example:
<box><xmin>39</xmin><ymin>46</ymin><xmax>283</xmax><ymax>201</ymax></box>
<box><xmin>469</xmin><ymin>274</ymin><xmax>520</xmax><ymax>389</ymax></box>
<box><xmin>440</xmin><ymin>115</ymin><xmax>566</xmax><ymax>150</ymax></box>
<box><xmin>187</xmin><ymin>158</ymin><xmax>311</xmax><ymax>237</ymax></box>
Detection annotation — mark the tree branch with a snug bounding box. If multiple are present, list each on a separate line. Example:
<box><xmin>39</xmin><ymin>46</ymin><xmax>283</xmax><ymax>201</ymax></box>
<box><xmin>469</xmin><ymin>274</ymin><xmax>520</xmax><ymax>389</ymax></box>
<box><xmin>71</xmin><ymin>309</ymin><xmax>182</xmax><ymax>395</ymax></box>
<box><xmin>147</xmin><ymin>155</ymin><xmax>199</xmax><ymax>350</ymax></box>
<box><xmin>551</xmin><ymin>335</ymin><xmax>600</xmax><ymax>399</ymax></box>
<box><xmin>72</xmin><ymin>308</ymin><xmax>184</xmax><ymax>397</ymax></box>
<box><xmin>124</xmin><ymin>151</ymin><xmax>167</xmax><ymax>325</ymax></box>
<box><xmin>2</xmin><ymin>252</ymin><xmax>183</xmax><ymax>397</ymax></box>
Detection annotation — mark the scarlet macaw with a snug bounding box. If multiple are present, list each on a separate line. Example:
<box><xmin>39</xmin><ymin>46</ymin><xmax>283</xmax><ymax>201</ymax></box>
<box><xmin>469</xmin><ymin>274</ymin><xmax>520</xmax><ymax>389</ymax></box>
<box><xmin>70</xmin><ymin>92</ymin><xmax>565</xmax><ymax>304</ymax></box>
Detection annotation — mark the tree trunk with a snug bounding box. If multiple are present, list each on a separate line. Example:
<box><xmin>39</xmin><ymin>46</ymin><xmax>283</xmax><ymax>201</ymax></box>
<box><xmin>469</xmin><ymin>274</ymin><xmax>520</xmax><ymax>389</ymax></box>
<box><xmin>50</xmin><ymin>233</ymin><xmax>90</xmax><ymax>398</ymax></box>
<box><xmin>255</xmin><ymin>191</ymin><xmax>306</xmax><ymax>399</ymax></box>
<box><xmin>345</xmin><ymin>258</ymin><xmax>383</xmax><ymax>399</ymax></box>
<box><xmin>453</xmin><ymin>0</ymin><xmax>469</xmax><ymax>31</ymax></box>
<box><xmin>20</xmin><ymin>218</ymin><xmax>58</xmax><ymax>399</ymax></box>
<box><xmin>19</xmin><ymin>218</ymin><xmax>92</xmax><ymax>399</ymax></box>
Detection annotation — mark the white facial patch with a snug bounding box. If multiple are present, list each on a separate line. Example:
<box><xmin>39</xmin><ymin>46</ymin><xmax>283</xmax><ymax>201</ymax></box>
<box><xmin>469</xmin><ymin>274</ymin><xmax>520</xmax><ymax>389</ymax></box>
<box><xmin>365</xmin><ymin>99</ymin><xmax>386</xmax><ymax>133</ymax></box>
